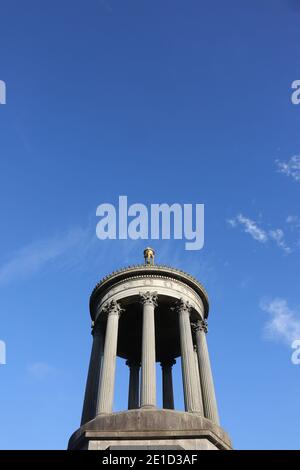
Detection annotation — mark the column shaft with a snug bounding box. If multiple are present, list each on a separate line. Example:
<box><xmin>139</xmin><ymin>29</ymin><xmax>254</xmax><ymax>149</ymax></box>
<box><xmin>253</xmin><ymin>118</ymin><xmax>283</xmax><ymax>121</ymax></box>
<box><xmin>194</xmin><ymin>320</ymin><xmax>220</xmax><ymax>425</ymax></box>
<box><xmin>177</xmin><ymin>299</ymin><xmax>203</xmax><ymax>413</ymax></box>
<box><xmin>161</xmin><ymin>359</ymin><xmax>175</xmax><ymax>409</ymax></box>
<box><xmin>127</xmin><ymin>361</ymin><xmax>140</xmax><ymax>409</ymax></box>
<box><xmin>140</xmin><ymin>291</ymin><xmax>157</xmax><ymax>408</ymax></box>
<box><xmin>194</xmin><ymin>345</ymin><xmax>204</xmax><ymax>411</ymax></box>
<box><xmin>81</xmin><ymin>323</ymin><xmax>104</xmax><ymax>424</ymax></box>
<box><xmin>96</xmin><ymin>301</ymin><xmax>122</xmax><ymax>414</ymax></box>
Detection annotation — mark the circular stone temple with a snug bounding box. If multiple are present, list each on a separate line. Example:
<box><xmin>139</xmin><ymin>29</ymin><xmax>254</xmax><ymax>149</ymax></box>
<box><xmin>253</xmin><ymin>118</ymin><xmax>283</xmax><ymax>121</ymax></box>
<box><xmin>68</xmin><ymin>248</ymin><xmax>232</xmax><ymax>450</ymax></box>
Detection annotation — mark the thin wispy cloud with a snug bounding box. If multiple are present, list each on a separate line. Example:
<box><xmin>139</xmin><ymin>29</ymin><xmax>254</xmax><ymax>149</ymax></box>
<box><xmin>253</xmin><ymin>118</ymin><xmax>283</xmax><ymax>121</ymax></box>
<box><xmin>276</xmin><ymin>155</ymin><xmax>300</xmax><ymax>181</ymax></box>
<box><xmin>99</xmin><ymin>0</ymin><xmax>113</xmax><ymax>13</ymax></box>
<box><xmin>286</xmin><ymin>215</ymin><xmax>300</xmax><ymax>229</ymax></box>
<box><xmin>0</xmin><ymin>226</ymin><xmax>175</xmax><ymax>288</ymax></box>
<box><xmin>260</xmin><ymin>298</ymin><xmax>300</xmax><ymax>345</ymax></box>
<box><xmin>0</xmin><ymin>227</ymin><xmax>93</xmax><ymax>286</ymax></box>
<box><xmin>269</xmin><ymin>229</ymin><xmax>291</xmax><ymax>254</ymax></box>
<box><xmin>27</xmin><ymin>362</ymin><xmax>58</xmax><ymax>380</ymax></box>
<box><xmin>228</xmin><ymin>214</ymin><xmax>292</xmax><ymax>253</ymax></box>
<box><xmin>228</xmin><ymin>214</ymin><xmax>267</xmax><ymax>242</ymax></box>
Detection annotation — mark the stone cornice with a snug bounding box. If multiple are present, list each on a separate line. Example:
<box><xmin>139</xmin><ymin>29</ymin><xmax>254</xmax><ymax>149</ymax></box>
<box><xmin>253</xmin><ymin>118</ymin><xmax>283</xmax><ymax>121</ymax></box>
<box><xmin>90</xmin><ymin>264</ymin><xmax>209</xmax><ymax>318</ymax></box>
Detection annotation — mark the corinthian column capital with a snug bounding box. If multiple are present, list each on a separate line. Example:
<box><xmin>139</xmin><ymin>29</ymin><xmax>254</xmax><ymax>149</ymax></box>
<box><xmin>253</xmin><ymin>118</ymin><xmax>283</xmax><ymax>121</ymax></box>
<box><xmin>102</xmin><ymin>300</ymin><xmax>124</xmax><ymax>317</ymax></box>
<box><xmin>191</xmin><ymin>319</ymin><xmax>208</xmax><ymax>334</ymax></box>
<box><xmin>139</xmin><ymin>291</ymin><xmax>158</xmax><ymax>307</ymax></box>
<box><xmin>175</xmin><ymin>298</ymin><xmax>192</xmax><ymax>315</ymax></box>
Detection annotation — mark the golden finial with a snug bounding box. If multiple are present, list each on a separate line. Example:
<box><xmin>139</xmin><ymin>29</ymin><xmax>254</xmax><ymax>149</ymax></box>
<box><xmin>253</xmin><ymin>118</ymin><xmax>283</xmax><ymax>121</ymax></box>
<box><xmin>144</xmin><ymin>247</ymin><xmax>155</xmax><ymax>265</ymax></box>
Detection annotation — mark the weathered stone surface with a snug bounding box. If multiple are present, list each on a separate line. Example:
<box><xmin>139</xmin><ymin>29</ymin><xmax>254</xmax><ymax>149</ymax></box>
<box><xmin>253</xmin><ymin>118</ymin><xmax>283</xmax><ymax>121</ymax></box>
<box><xmin>68</xmin><ymin>409</ymin><xmax>232</xmax><ymax>450</ymax></box>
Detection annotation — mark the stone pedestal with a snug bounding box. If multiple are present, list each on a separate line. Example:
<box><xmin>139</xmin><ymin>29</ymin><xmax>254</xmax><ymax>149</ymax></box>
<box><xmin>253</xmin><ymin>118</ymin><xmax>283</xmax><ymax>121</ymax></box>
<box><xmin>68</xmin><ymin>409</ymin><xmax>232</xmax><ymax>450</ymax></box>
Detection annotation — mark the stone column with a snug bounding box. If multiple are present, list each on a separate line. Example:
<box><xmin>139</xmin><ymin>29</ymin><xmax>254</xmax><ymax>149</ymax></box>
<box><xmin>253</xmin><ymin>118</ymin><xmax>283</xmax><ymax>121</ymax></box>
<box><xmin>81</xmin><ymin>320</ymin><xmax>104</xmax><ymax>425</ymax></box>
<box><xmin>177</xmin><ymin>299</ymin><xmax>203</xmax><ymax>413</ymax></box>
<box><xmin>161</xmin><ymin>358</ymin><xmax>176</xmax><ymax>409</ymax></box>
<box><xmin>192</xmin><ymin>319</ymin><xmax>220</xmax><ymax>425</ymax></box>
<box><xmin>96</xmin><ymin>300</ymin><xmax>123</xmax><ymax>414</ymax></box>
<box><xmin>194</xmin><ymin>344</ymin><xmax>204</xmax><ymax>411</ymax></box>
<box><xmin>140</xmin><ymin>291</ymin><xmax>158</xmax><ymax>408</ymax></box>
<box><xmin>126</xmin><ymin>359</ymin><xmax>140</xmax><ymax>410</ymax></box>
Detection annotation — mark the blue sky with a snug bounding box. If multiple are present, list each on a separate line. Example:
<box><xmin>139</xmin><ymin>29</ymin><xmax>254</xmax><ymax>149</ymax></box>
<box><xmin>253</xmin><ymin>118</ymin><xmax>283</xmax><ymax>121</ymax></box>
<box><xmin>0</xmin><ymin>0</ymin><xmax>300</xmax><ymax>449</ymax></box>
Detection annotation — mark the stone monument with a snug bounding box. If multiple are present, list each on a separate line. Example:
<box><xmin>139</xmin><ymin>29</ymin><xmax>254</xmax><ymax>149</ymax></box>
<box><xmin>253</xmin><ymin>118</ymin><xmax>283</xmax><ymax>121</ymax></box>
<box><xmin>68</xmin><ymin>248</ymin><xmax>232</xmax><ymax>450</ymax></box>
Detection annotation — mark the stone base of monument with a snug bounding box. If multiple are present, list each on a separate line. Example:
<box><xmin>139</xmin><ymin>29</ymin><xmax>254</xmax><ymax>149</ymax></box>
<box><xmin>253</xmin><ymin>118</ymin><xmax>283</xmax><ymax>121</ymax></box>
<box><xmin>68</xmin><ymin>409</ymin><xmax>232</xmax><ymax>450</ymax></box>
